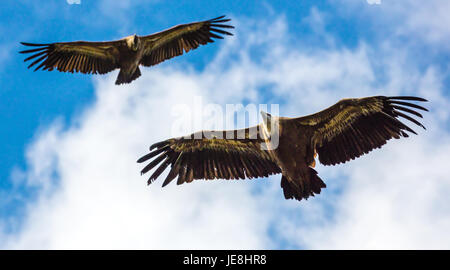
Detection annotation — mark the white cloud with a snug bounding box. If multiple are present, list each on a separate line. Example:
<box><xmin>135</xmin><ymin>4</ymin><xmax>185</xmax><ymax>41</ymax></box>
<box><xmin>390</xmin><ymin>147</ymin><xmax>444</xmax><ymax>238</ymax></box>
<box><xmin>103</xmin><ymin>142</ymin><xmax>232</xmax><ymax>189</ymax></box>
<box><xmin>2</xmin><ymin>11</ymin><xmax>450</xmax><ymax>249</ymax></box>
<box><xmin>275</xmin><ymin>128</ymin><xmax>450</xmax><ymax>249</ymax></box>
<box><xmin>341</xmin><ymin>0</ymin><xmax>450</xmax><ymax>49</ymax></box>
<box><xmin>367</xmin><ymin>0</ymin><xmax>381</xmax><ymax>5</ymax></box>
<box><xmin>67</xmin><ymin>0</ymin><xmax>81</xmax><ymax>4</ymax></box>
<box><xmin>3</xmin><ymin>72</ymin><xmax>273</xmax><ymax>249</ymax></box>
<box><xmin>391</xmin><ymin>0</ymin><xmax>450</xmax><ymax>47</ymax></box>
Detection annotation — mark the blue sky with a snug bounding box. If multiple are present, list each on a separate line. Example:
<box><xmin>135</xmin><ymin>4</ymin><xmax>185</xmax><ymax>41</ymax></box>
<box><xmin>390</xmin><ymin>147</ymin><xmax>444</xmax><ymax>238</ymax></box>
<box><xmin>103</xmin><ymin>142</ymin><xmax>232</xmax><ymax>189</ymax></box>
<box><xmin>1</xmin><ymin>0</ymin><xmax>450</xmax><ymax>249</ymax></box>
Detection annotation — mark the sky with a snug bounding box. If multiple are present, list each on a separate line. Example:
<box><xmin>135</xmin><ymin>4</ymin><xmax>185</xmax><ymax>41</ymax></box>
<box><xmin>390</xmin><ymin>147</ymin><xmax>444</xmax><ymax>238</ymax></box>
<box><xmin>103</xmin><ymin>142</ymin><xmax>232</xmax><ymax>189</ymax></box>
<box><xmin>0</xmin><ymin>0</ymin><xmax>450</xmax><ymax>249</ymax></box>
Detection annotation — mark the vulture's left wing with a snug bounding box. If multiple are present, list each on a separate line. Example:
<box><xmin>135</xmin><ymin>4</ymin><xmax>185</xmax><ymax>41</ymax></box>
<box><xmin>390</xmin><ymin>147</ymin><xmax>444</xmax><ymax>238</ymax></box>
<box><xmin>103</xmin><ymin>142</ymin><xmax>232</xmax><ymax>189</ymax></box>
<box><xmin>137</xmin><ymin>126</ymin><xmax>281</xmax><ymax>187</ymax></box>
<box><xmin>139</xmin><ymin>16</ymin><xmax>234</xmax><ymax>67</ymax></box>
<box><xmin>295</xmin><ymin>96</ymin><xmax>428</xmax><ymax>166</ymax></box>
<box><xmin>19</xmin><ymin>40</ymin><xmax>122</xmax><ymax>74</ymax></box>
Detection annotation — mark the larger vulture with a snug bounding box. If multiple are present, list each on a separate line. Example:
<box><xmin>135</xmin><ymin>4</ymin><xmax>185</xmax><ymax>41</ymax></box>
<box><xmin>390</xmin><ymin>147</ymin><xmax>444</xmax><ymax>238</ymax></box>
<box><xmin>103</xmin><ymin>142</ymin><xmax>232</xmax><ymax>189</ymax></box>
<box><xmin>20</xmin><ymin>16</ymin><xmax>233</xmax><ymax>85</ymax></box>
<box><xmin>137</xmin><ymin>96</ymin><xmax>428</xmax><ymax>202</ymax></box>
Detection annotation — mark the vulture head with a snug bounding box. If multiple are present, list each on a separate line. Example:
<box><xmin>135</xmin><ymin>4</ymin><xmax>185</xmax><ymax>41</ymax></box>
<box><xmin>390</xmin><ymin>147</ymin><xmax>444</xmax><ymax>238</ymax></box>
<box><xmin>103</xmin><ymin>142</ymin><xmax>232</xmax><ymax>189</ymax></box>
<box><xmin>260</xmin><ymin>111</ymin><xmax>280</xmax><ymax>147</ymax></box>
<box><xmin>125</xmin><ymin>34</ymin><xmax>140</xmax><ymax>51</ymax></box>
<box><xmin>260</xmin><ymin>111</ymin><xmax>274</xmax><ymax>129</ymax></box>
<box><xmin>260</xmin><ymin>110</ymin><xmax>271</xmax><ymax>121</ymax></box>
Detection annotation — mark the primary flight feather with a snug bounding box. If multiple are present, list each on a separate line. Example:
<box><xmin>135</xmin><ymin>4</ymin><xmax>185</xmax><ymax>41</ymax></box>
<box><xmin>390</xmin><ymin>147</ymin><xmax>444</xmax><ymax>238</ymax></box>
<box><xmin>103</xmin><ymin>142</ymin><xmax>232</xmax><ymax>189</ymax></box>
<box><xmin>20</xmin><ymin>16</ymin><xmax>234</xmax><ymax>85</ymax></box>
<box><xmin>137</xmin><ymin>95</ymin><xmax>428</xmax><ymax>202</ymax></box>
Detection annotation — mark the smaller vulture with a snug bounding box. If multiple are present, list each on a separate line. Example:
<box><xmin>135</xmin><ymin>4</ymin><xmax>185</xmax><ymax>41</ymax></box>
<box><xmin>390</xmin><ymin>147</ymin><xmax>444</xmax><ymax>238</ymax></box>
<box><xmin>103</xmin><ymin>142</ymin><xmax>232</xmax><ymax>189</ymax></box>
<box><xmin>20</xmin><ymin>16</ymin><xmax>233</xmax><ymax>85</ymax></box>
<box><xmin>137</xmin><ymin>96</ymin><xmax>428</xmax><ymax>202</ymax></box>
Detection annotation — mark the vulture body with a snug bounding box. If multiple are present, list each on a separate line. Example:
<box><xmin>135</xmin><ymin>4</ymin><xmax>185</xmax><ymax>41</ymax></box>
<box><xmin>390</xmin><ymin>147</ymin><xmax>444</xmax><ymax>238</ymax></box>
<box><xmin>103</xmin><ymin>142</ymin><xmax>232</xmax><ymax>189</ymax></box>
<box><xmin>20</xmin><ymin>16</ymin><xmax>233</xmax><ymax>85</ymax></box>
<box><xmin>137</xmin><ymin>96</ymin><xmax>428</xmax><ymax>202</ymax></box>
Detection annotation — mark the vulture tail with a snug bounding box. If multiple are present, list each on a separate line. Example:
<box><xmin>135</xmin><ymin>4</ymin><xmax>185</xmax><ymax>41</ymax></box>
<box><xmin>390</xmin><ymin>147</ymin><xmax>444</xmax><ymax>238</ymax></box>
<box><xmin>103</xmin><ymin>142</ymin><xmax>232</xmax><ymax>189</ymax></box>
<box><xmin>280</xmin><ymin>168</ymin><xmax>326</xmax><ymax>201</ymax></box>
<box><xmin>115</xmin><ymin>67</ymin><xmax>141</xmax><ymax>85</ymax></box>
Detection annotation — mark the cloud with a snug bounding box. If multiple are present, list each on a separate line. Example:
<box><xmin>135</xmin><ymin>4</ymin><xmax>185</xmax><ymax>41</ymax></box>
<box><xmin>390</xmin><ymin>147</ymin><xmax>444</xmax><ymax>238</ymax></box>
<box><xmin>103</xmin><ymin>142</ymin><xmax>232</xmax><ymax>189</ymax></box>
<box><xmin>308</xmin><ymin>134</ymin><xmax>450</xmax><ymax>249</ymax></box>
<box><xmin>2</xmin><ymin>72</ymin><xmax>273</xmax><ymax>249</ymax></box>
<box><xmin>2</xmin><ymin>10</ymin><xmax>450</xmax><ymax>249</ymax></box>
<box><xmin>367</xmin><ymin>0</ymin><xmax>381</xmax><ymax>5</ymax></box>
<box><xmin>341</xmin><ymin>0</ymin><xmax>450</xmax><ymax>50</ymax></box>
<box><xmin>66</xmin><ymin>0</ymin><xmax>81</xmax><ymax>4</ymax></box>
<box><xmin>390</xmin><ymin>0</ymin><xmax>450</xmax><ymax>47</ymax></box>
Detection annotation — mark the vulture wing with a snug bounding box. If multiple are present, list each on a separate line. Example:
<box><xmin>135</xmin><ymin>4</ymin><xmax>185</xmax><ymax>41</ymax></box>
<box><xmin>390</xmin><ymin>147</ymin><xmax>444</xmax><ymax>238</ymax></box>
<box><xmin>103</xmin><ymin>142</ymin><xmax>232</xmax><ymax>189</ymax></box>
<box><xmin>19</xmin><ymin>40</ymin><xmax>121</xmax><ymax>74</ymax></box>
<box><xmin>295</xmin><ymin>96</ymin><xmax>428</xmax><ymax>166</ymax></box>
<box><xmin>139</xmin><ymin>15</ymin><xmax>234</xmax><ymax>67</ymax></box>
<box><xmin>137</xmin><ymin>126</ymin><xmax>281</xmax><ymax>187</ymax></box>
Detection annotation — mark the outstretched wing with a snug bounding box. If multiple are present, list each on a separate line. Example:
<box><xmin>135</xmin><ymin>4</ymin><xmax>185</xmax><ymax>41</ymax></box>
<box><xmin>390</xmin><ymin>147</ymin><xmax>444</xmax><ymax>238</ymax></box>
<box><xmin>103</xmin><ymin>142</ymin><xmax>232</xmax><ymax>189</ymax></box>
<box><xmin>137</xmin><ymin>126</ymin><xmax>281</xmax><ymax>187</ymax></box>
<box><xmin>139</xmin><ymin>15</ymin><xmax>234</xmax><ymax>67</ymax></box>
<box><xmin>295</xmin><ymin>96</ymin><xmax>428</xmax><ymax>166</ymax></box>
<box><xmin>19</xmin><ymin>40</ymin><xmax>121</xmax><ymax>74</ymax></box>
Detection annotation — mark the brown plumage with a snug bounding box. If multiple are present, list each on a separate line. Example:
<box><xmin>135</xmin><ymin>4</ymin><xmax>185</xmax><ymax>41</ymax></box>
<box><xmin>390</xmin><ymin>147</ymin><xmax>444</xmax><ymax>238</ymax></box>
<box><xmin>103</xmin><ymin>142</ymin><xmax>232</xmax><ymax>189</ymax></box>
<box><xmin>19</xmin><ymin>16</ymin><xmax>233</xmax><ymax>85</ymax></box>
<box><xmin>137</xmin><ymin>96</ymin><xmax>428</xmax><ymax>202</ymax></box>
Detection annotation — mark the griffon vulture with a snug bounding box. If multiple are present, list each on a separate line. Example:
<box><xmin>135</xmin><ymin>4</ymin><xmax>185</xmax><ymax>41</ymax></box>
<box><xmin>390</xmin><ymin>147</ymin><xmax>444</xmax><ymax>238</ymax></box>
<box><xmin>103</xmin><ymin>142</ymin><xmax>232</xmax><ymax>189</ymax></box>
<box><xmin>137</xmin><ymin>96</ymin><xmax>428</xmax><ymax>202</ymax></box>
<box><xmin>19</xmin><ymin>16</ymin><xmax>233</xmax><ymax>85</ymax></box>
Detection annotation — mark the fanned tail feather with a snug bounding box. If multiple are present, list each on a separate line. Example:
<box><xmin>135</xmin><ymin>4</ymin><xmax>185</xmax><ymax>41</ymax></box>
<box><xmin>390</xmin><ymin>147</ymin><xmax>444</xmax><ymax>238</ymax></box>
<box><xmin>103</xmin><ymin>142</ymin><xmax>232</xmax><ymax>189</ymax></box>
<box><xmin>281</xmin><ymin>168</ymin><xmax>326</xmax><ymax>202</ymax></box>
<box><xmin>115</xmin><ymin>67</ymin><xmax>141</xmax><ymax>85</ymax></box>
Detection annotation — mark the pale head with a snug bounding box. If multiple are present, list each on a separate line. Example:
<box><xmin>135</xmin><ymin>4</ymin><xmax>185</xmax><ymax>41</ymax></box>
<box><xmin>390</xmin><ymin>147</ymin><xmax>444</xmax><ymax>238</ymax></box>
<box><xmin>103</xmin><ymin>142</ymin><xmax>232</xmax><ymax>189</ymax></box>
<box><xmin>125</xmin><ymin>34</ymin><xmax>140</xmax><ymax>51</ymax></box>
<box><xmin>260</xmin><ymin>111</ymin><xmax>276</xmax><ymax>134</ymax></box>
<box><xmin>260</xmin><ymin>111</ymin><xmax>280</xmax><ymax>150</ymax></box>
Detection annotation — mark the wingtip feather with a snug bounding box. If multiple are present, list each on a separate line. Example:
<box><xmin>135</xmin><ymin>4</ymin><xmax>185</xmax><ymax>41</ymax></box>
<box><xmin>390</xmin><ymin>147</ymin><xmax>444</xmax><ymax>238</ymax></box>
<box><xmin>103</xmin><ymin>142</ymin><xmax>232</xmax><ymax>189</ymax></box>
<box><xmin>20</xmin><ymin>42</ymin><xmax>50</xmax><ymax>47</ymax></box>
<box><xmin>210</xmin><ymin>15</ymin><xmax>227</xmax><ymax>21</ymax></box>
<box><xmin>388</xmin><ymin>96</ymin><xmax>428</xmax><ymax>102</ymax></box>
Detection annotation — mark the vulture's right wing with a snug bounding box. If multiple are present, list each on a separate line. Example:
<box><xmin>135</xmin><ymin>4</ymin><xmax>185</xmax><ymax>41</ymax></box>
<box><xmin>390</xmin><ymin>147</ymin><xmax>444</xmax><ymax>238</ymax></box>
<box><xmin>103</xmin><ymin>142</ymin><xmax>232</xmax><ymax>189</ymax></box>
<box><xmin>20</xmin><ymin>40</ymin><xmax>122</xmax><ymax>74</ymax></box>
<box><xmin>137</xmin><ymin>126</ymin><xmax>281</xmax><ymax>187</ymax></box>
